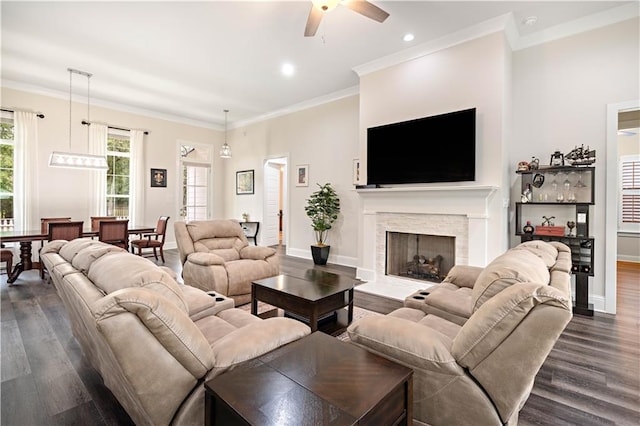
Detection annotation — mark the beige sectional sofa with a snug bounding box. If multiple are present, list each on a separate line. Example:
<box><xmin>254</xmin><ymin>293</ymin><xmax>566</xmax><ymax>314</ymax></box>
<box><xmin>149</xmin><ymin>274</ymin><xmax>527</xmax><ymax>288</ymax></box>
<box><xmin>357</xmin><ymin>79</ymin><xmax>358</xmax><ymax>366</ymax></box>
<box><xmin>347</xmin><ymin>240</ymin><xmax>573</xmax><ymax>426</ymax></box>
<box><xmin>175</xmin><ymin>219</ymin><xmax>279</xmax><ymax>305</ymax></box>
<box><xmin>40</xmin><ymin>238</ymin><xmax>310</xmax><ymax>426</ymax></box>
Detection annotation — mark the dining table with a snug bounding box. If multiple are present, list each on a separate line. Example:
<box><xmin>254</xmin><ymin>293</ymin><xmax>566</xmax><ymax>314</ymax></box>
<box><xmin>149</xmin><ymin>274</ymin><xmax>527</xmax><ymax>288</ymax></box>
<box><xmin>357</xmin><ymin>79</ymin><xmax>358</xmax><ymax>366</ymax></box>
<box><xmin>0</xmin><ymin>224</ymin><xmax>156</xmax><ymax>284</ymax></box>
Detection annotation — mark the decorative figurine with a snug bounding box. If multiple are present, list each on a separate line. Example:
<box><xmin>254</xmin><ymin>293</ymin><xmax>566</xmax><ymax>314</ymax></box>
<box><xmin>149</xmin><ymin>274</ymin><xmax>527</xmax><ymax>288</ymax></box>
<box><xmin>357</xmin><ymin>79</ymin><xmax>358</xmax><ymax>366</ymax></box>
<box><xmin>521</xmin><ymin>184</ymin><xmax>532</xmax><ymax>203</ymax></box>
<box><xmin>529</xmin><ymin>157</ymin><xmax>540</xmax><ymax>170</ymax></box>
<box><xmin>517</xmin><ymin>161</ymin><xmax>530</xmax><ymax>171</ymax></box>
<box><xmin>567</xmin><ymin>221</ymin><xmax>576</xmax><ymax>237</ymax></box>
<box><xmin>542</xmin><ymin>215</ymin><xmax>555</xmax><ymax>226</ymax></box>
<box><xmin>550</xmin><ymin>150</ymin><xmax>564</xmax><ymax>167</ymax></box>
<box><xmin>523</xmin><ymin>221</ymin><xmax>534</xmax><ymax>234</ymax></box>
<box><xmin>564</xmin><ymin>144</ymin><xmax>596</xmax><ymax>166</ymax></box>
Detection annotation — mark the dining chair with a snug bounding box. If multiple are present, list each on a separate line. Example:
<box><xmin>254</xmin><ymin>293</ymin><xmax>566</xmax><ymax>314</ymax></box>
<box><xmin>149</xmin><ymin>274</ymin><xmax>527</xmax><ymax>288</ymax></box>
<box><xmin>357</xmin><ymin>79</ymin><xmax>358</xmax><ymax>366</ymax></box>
<box><xmin>130</xmin><ymin>216</ymin><xmax>170</xmax><ymax>263</ymax></box>
<box><xmin>41</xmin><ymin>217</ymin><xmax>72</xmax><ymax>234</ymax></box>
<box><xmin>99</xmin><ymin>219</ymin><xmax>129</xmax><ymax>250</ymax></box>
<box><xmin>1</xmin><ymin>248</ymin><xmax>13</xmax><ymax>275</ymax></box>
<box><xmin>40</xmin><ymin>220</ymin><xmax>84</xmax><ymax>279</ymax></box>
<box><xmin>90</xmin><ymin>216</ymin><xmax>117</xmax><ymax>232</ymax></box>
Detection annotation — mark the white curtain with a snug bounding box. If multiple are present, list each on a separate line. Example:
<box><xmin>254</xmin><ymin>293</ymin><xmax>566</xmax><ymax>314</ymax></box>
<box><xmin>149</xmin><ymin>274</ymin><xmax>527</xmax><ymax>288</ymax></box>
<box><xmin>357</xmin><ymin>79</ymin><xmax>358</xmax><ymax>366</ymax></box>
<box><xmin>129</xmin><ymin>129</ymin><xmax>145</xmax><ymax>225</ymax></box>
<box><xmin>13</xmin><ymin>111</ymin><xmax>38</xmax><ymax>231</ymax></box>
<box><xmin>89</xmin><ymin>123</ymin><xmax>108</xmax><ymax>214</ymax></box>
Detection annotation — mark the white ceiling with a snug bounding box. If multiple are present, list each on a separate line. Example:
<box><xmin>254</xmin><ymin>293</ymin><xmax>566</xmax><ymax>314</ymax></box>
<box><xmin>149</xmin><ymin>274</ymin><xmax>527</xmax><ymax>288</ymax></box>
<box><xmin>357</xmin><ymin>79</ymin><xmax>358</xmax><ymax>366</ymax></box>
<box><xmin>1</xmin><ymin>1</ymin><xmax>635</xmax><ymax>129</ymax></box>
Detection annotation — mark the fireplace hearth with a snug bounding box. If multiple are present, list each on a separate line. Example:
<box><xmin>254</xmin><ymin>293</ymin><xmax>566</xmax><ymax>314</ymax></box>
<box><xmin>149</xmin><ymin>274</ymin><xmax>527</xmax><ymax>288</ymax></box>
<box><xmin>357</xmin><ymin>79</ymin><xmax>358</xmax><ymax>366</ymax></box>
<box><xmin>386</xmin><ymin>232</ymin><xmax>455</xmax><ymax>284</ymax></box>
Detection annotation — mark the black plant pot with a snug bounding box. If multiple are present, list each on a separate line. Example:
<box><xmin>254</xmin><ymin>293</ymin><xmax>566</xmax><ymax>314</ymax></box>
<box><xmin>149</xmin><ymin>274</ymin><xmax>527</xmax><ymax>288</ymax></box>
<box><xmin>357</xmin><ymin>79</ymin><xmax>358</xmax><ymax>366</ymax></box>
<box><xmin>311</xmin><ymin>245</ymin><xmax>330</xmax><ymax>265</ymax></box>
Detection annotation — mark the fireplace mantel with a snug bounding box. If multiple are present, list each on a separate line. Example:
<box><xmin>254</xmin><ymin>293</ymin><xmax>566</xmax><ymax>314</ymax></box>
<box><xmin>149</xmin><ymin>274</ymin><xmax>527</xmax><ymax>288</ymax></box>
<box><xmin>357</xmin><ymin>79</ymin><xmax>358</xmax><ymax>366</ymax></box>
<box><xmin>356</xmin><ymin>185</ymin><xmax>497</xmax><ymax>196</ymax></box>
<box><xmin>356</xmin><ymin>184</ymin><xmax>499</xmax><ymax>292</ymax></box>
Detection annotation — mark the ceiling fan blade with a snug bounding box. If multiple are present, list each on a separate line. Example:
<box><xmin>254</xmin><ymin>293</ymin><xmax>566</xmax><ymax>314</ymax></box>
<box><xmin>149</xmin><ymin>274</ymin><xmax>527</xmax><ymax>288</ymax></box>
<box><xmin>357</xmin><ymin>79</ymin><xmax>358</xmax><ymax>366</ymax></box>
<box><xmin>304</xmin><ymin>5</ymin><xmax>324</xmax><ymax>37</ymax></box>
<box><xmin>343</xmin><ymin>0</ymin><xmax>389</xmax><ymax>23</ymax></box>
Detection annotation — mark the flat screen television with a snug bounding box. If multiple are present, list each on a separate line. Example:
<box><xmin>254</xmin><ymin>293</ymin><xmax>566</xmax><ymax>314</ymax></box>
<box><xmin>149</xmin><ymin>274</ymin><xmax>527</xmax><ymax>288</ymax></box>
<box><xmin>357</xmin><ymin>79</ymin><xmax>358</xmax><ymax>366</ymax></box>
<box><xmin>367</xmin><ymin>108</ymin><xmax>476</xmax><ymax>185</ymax></box>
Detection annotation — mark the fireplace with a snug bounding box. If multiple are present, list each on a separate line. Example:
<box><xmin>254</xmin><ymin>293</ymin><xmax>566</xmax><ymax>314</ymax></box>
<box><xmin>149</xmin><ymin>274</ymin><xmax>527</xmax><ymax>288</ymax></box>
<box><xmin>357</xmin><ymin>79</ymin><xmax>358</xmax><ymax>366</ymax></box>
<box><xmin>386</xmin><ymin>232</ymin><xmax>455</xmax><ymax>283</ymax></box>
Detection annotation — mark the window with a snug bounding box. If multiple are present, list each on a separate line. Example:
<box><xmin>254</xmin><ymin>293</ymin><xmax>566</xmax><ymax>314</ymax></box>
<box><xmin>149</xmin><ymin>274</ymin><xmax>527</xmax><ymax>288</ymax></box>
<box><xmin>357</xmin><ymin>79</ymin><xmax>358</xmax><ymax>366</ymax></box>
<box><xmin>620</xmin><ymin>154</ymin><xmax>640</xmax><ymax>232</ymax></box>
<box><xmin>0</xmin><ymin>113</ymin><xmax>14</xmax><ymax>230</ymax></box>
<box><xmin>106</xmin><ymin>131</ymin><xmax>130</xmax><ymax>218</ymax></box>
<box><xmin>180</xmin><ymin>142</ymin><xmax>212</xmax><ymax>221</ymax></box>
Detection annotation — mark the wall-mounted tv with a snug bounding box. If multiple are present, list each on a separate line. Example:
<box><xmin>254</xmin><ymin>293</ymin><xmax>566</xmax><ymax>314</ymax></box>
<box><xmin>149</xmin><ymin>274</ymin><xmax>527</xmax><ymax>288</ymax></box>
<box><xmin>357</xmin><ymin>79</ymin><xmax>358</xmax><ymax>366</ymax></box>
<box><xmin>367</xmin><ymin>108</ymin><xmax>476</xmax><ymax>185</ymax></box>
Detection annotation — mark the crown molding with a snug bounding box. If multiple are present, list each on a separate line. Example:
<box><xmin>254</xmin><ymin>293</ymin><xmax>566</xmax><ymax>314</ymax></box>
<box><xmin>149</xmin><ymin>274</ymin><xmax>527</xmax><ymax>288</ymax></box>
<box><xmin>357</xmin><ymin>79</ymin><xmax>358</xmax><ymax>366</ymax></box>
<box><xmin>353</xmin><ymin>3</ymin><xmax>639</xmax><ymax>77</ymax></box>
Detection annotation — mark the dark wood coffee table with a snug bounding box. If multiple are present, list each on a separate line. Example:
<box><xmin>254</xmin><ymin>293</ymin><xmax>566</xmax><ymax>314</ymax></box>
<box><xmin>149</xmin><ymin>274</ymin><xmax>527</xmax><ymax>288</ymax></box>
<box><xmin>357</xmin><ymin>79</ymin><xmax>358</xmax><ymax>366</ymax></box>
<box><xmin>204</xmin><ymin>331</ymin><xmax>413</xmax><ymax>425</ymax></box>
<box><xmin>251</xmin><ymin>270</ymin><xmax>356</xmax><ymax>333</ymax></box>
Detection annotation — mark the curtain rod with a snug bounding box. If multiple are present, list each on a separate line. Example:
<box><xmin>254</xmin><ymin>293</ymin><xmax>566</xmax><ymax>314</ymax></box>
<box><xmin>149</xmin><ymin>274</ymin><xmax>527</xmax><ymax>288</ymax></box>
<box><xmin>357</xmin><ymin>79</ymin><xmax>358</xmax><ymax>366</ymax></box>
<box><xmin>81</xmin><ymin>120</ymin><xmax>149</xmax><ymax>135</ymax></box>
<box><xmin>1</xmin><ymin>108</ymin><xmax>45</xmax><ymax>119</ymax></box>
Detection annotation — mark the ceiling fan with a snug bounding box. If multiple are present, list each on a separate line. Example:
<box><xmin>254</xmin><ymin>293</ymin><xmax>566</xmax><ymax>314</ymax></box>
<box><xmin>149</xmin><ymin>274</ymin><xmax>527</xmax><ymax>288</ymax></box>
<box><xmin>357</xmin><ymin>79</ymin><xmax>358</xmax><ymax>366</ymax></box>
<box><xmin>304</xmin><ymin>0</ymin><xmax>390</xmax><ymax>37</ymax></box>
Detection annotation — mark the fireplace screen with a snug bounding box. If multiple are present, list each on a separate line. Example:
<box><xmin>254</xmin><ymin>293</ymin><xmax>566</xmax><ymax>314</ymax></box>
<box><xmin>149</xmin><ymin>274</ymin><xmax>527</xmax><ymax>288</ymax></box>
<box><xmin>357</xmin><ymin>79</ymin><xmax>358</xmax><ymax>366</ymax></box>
<box><xmin>386</xmin><ymin>232</ymin><xmax>455</xmax><ymax>283</ymax></box>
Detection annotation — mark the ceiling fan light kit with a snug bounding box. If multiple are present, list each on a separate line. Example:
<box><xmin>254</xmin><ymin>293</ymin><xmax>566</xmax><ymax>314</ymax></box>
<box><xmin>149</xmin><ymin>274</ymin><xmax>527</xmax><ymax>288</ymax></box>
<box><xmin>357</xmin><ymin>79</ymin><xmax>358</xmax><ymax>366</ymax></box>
<box><xmin>304</xmin><ymin>0</ymin><xmax>390</xmax><ymax>37</ymax></box>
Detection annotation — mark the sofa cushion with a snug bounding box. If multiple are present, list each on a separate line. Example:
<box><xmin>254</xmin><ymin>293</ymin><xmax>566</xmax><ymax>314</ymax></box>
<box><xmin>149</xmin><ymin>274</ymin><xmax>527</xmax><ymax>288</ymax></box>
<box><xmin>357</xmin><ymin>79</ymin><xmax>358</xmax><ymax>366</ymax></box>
<box><xmin>58</xmin><ymin>238</ymin><xmax>102</xmax><ymax>262</ymax></box>
<box><xmin>88</xmin><ymin>251</ymin><xmax>188</xmax><ymax>313</ymax></box>
<box><xmin>471</xmin><ymin>249</ymin><xmax>550</xmax><ymax>312</ymax></box>
<box><xmin>72</xmin><ymin>243</ymin><xmax>124</xmax><ymax>274</ymax></box>
<box><xmin>511</xmin><ymin>240</ymin><xmax>557</xmax><ymax>268</ymax></box>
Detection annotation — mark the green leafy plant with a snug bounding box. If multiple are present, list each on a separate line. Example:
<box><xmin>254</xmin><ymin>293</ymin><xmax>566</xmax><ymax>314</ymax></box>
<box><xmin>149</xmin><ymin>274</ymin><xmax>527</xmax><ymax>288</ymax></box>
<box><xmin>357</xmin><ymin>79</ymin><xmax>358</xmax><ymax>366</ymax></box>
<box><xmin>304</xmin><ymin>183</ymin><xmax>340</xmax><ymax>246</ymax></box>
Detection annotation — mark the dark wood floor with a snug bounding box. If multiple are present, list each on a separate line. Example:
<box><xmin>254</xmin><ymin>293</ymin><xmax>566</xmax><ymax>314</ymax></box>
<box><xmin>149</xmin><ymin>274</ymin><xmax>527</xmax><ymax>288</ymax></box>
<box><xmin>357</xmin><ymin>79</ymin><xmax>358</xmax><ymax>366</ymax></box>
<box><xmin>1</xmin><ymin>249</ymin><xmax>638</xmax><ymax>425</ymax></box>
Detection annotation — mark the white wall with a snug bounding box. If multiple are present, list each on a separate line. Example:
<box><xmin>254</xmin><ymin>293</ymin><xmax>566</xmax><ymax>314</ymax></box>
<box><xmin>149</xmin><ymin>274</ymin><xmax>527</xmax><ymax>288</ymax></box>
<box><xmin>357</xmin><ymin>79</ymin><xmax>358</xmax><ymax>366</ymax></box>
<box><xmin>357</xmin><ymin>32</ymin><xmax>511</xmax><ymax>264</ymax></box>
<box><xmin>512</xmin><ymin>17</ymin><xmax>640</xmax><ymax>308</ymax></box>
<box><xmin>1</xmin><ymin>87</ymin><xmax>224</xmax><ymax>247</ymax></box>
<box><xmin>220</xmin><ymin>96</ymin><xmax>361</xmax><ymax>265</ymax></box>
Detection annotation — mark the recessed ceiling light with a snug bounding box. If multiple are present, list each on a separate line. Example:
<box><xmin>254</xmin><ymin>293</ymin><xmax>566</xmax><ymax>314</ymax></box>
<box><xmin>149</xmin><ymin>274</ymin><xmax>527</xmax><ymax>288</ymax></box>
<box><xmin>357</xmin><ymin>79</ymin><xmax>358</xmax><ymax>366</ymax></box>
<box><xmin>281</xmin><ymin>63</ymin><xmax>295</xmax><ymax>77</ymax></box>
<box><xmin>522</xmin><ymin>16</ymin><xmax>538</xmax><ymax>26</ymax></box>
<box><xmin>403</xmin><ymin>33</ymin><xmax>415</xmax><ymax>42</ymax></box>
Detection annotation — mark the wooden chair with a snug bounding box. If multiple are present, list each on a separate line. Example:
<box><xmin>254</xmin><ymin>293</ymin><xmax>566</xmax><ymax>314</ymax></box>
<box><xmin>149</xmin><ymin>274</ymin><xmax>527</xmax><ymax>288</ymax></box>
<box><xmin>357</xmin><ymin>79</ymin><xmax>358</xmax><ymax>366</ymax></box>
<box><xmin>130</xmin><ymin>216</ymin><xmax>170</xmax><ymax>263</ymax></box>
<box><xmin>90</xmin><ymin>216</ymin><xmax>117</xmax><ymax>232</ymax></box>
<box><xmin>99</xmin><ymin>219</ymin><xmax>129</xmax><ymax>250</ymax></box>
<box><xmin>40</xmin><ymin>220</ymin><xmax>84</xmax><ymax>279</ymax></box>
<box><xmin>41</xmin><ymin>217</ymin><xmax>72</xmax><ymax>237</ymax></box>
<box><xmin>1</xmin><ymin>248</ymin><xmax>13</xmax><ymax>275</ymax></box>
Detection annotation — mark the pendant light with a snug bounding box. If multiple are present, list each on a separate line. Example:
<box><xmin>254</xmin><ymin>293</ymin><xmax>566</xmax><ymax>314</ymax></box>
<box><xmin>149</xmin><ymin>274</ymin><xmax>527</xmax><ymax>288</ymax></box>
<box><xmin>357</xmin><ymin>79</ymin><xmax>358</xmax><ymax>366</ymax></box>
<box><xmin>220</xmin><ymin>109</ymin><xmax>232</xmax><ymax>159</ymax></box>
<box><xmin>49</xmin><ymin>68</ymin><xmax>108</xmax><ymax>170</ymax></box>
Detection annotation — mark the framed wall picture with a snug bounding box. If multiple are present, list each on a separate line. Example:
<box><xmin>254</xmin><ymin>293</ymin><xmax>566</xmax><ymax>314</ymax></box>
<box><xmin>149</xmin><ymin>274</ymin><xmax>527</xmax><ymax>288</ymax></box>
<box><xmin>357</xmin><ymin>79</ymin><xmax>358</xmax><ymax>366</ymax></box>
<box><xmin>236</xmin><ymin>169</ymin><xmax>255</xmax><ymax>195</ymax></box>
<box><xmin>296</xmin><ymin>164</ymin><xmax>309</xmax><ymax>187</ymax></box>
<box><xmin>353</xmin><ymin>159</ymin><xmax>361</xmax><ymax>185</ymax></box>
<box><xmin>150</xmin><ymin>168</ymin><xmax>167</xmax><ymax>187</ymax></box>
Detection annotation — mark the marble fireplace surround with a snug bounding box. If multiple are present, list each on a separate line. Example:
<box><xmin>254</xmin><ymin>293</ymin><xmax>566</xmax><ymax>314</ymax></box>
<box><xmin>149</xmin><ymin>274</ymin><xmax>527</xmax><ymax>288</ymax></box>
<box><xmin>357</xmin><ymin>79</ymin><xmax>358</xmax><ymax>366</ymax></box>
<box><xmin>356</xmin><ymin>185</ymin><xmax>498</xmax><ymax>300</ymax></box>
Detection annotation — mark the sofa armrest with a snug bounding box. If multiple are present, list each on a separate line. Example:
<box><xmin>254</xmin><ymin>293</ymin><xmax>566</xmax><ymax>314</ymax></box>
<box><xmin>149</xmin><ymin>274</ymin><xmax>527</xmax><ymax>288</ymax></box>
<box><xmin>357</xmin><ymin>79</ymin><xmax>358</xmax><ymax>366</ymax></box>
<box><xmin>207</xmin><ymin>317</ymin><xmax>311</xmax><ymax>374</ymax></box>
<box><xmin>239</xmin><ymin>245</ymin><xmax>277</xmax><ymax>260</ymax></box>
<box><xmin>442</xmin><ymin>265</ymin><xmax>484</xmax><ymax>289</ymax></box>
<box><xmin>347</xmin><ymin>315</ymin><xmax>464</xmax><ymax>376</ymax></box>
<box><xmin>186</xmin><ymin>252</ymin><xmax>226</xmax><ymax>266</ymax></box>
<box><xmin>93</xmin><ymin>287</ymin><xmax>215</xmax><ymax>377</ymax></box>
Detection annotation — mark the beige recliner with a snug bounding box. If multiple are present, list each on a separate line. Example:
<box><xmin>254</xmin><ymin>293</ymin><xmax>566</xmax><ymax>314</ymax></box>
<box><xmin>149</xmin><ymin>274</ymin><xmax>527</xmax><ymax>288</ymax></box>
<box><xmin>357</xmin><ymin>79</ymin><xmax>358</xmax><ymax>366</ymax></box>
<box><xmin>174</xmin><ymin>219</ymin><xmax>279</xmax><ymax>305</ymax></box>
<box><xmin>347</xmin><ymin>241</ymin><xmax>573</xmax><ymax>426</ymax></box>
<box><xmin>405</xmin><ymin>240</ymin><xmax>572</xmax><ymax>325</ymax></box>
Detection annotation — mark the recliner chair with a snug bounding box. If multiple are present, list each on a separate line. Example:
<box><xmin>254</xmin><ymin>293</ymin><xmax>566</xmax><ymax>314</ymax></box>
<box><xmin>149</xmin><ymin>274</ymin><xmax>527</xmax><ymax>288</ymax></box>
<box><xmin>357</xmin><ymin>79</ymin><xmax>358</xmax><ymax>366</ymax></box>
<box><xmin>174</xmin><ymin>219</ymin><xmax>279</xmax><ymax>305</ymax></box>
<box><xmin>347</xmin><ymin>241</ymin><xmax>573</xmax><ymax>426</ymax></box>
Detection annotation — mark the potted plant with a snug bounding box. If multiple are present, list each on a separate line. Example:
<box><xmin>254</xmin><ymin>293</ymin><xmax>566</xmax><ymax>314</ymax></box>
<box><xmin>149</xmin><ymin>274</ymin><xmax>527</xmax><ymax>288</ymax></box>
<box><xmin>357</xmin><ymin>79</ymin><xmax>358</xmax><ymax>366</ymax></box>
<box><xmin>304</xmin><ymin>182</ymin><xmax>340</xmax><ymax>265</ymax></box>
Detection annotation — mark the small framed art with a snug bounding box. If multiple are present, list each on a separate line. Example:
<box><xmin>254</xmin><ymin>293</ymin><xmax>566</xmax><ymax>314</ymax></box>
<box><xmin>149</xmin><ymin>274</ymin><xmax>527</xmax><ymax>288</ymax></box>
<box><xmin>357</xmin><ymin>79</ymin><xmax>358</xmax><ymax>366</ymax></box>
<box><xmin>296</xmin><ymin>164</ymin><xmax>309</xmax><ymax>187</ymax></box>
<box><xmin>353</xmin><ymin>159</ymin><xmax>361</xmax><ymax>185</ymax></box>
<box><xmin>236</xmin><ymin>169</ymin><xmax>255</xmax><ymax>195</ymax></box>
<box><xmin>150</xmin><ymin>168</ymin><xmax>167</xmax><ymax>187</ymax></box>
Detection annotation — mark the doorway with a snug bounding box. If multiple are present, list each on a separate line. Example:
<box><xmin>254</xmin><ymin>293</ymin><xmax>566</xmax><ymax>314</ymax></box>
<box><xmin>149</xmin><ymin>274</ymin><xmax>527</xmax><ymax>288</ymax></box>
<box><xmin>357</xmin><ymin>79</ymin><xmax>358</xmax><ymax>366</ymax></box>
<box><xmin>605</xmin><ymin>101</ymin><xmax>640</xmax><ymax>314</ymax></box>
<box><xmin>263</xmin><ymin>157</ymin><xmax>287</xmax><ymax>248</ymax></box>
<box><xmin>179</xmin><ymin>142</ymin><xmax>213</xmax><ymax>221</ymax></box>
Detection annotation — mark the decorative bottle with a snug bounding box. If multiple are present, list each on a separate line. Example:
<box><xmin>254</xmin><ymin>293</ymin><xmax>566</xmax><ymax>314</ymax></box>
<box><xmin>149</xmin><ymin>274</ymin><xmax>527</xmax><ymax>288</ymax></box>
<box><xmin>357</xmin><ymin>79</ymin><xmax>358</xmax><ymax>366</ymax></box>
<box><xmin>523</xmin><ymin>221</ymin><xmax>534</xmax><ymax>234</ymax></box>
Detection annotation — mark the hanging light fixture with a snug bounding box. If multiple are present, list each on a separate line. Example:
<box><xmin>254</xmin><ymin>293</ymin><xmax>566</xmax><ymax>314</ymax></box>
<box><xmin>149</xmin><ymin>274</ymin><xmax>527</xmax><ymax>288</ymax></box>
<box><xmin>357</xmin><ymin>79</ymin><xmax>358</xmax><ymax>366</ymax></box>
<box><xmin>220</xmin><ymin>109</ymin><xmax>232</xmax><ymax>159</ymax></box>
<box><xmin>49</xmin><ymin>68</ymin><xmax>108</xmax><ymax>170</ymax></box>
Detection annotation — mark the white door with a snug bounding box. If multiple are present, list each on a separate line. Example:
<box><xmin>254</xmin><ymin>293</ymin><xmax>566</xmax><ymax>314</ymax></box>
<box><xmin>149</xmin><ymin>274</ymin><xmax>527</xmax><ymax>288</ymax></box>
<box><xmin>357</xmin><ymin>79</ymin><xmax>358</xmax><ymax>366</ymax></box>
<box><xmin>263</xmin><ymin>158</ymin><xmax>285</xmax><ymax>247</ymax></box>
